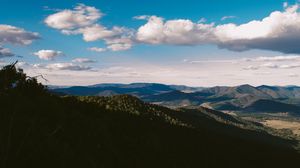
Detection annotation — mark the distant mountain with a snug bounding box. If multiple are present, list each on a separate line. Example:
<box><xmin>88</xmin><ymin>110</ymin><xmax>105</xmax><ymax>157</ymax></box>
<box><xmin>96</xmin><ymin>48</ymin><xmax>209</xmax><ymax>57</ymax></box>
<box><xmin>88</xmin><ymin>83</ymin><xmax>125</xmax><ymax>88</ymax></box>
<box><xmin>51</xmin><ymin>83</ymin><xmax>300</xmax><ymax>116</ymax></box>
<box><xmin>257</xmin><ymin>85</ymin><xmax>300</xmax><ymax>98</ymax></box>
<box><xmin>53</xmin><ymin>83</ymin><xmax>176</xmax><ymax>97</ymax></box>
<box><xmin>202</xmin><ymin>84</ymin><xmax>272</xmax><ymax>99</ymax></box>
<box><xmin>198</xmin><ymin>85</ymin><xmax>300</xmax><ymax>115</ymax></box>
<box><xmin>168</xmin><ymin>85</ymin><xmax>204</xmax><ymax>93</ymax></box>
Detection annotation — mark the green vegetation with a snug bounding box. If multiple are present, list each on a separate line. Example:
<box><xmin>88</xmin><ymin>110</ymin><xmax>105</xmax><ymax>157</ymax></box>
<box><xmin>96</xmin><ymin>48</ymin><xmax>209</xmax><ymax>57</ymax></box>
<box><xmin>1</xmin><ymin>63</ymin><xmax>300</xmax><ymax>168</ymax></box>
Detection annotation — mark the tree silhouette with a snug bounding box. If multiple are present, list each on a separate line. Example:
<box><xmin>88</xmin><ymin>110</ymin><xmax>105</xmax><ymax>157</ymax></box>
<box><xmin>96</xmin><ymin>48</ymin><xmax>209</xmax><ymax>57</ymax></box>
<box><xmin>0</xmin><ymin>61</ymin><xmax>45</xmax><ymax>95</ymax></box>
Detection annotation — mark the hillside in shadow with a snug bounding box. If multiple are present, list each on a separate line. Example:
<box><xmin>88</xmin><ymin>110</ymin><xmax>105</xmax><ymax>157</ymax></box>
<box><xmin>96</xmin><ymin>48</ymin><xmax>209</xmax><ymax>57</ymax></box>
<box><xmin>1</xmin><ymin>63</ymin><xmax>300</xmax><ymax>168</ymax></box>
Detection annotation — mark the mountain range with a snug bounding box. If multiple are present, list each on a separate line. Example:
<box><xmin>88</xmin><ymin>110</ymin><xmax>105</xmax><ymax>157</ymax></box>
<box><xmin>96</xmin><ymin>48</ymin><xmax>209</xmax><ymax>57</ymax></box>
<box><xmin>52</xmin><ymin>83</ymin><xmax>300</xmax><ymax>116</ymax></box>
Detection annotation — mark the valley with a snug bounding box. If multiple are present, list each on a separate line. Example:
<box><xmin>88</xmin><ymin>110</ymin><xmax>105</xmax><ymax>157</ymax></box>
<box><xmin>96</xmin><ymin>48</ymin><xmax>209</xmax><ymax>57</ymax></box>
<box><xmin>52</xmin><ymin>83</ymin><xmax>300</xmax><ymax>145</ymax></box>
<box><xmin>261</xmin><ymin>119</ymin><xmax>300</xmax><ymax>136</ymax></box>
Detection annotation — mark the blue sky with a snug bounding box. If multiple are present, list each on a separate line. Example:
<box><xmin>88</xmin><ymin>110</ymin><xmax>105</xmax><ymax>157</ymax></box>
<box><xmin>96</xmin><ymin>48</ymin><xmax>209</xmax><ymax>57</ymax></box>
<box><xmin>1</xmin><ymin>0</ymin><xmax>300</xmax><ymax>86</ymax></box>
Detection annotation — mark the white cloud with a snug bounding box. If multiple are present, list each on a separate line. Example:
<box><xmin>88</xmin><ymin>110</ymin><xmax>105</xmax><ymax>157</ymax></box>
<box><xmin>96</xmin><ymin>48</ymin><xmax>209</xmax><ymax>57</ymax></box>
<box><xmin>260</xmin><ymin>62</ymin><xmax>300</xmax><ymax>69</ymax></box>
<box><xmin>243</xmin><ymin>65</ymin><xmax>259</xmax><ymax>70</ymax></box>
<box><xmin>133</xmin><ymin>15</ymin><xmax>150</xmax><ymax>20</ymax></box>
<box><xmin>45</xmin><ymin>4</ymin><xmax>134</xmax><ymax>51</ymax></box>
<box><xmin>136</xmin><ymin>4</ymin><xmax>300</xmax><ymax>54</ymax></box>
<box><xmin>47</xmin><ymin>63</ymin><xmax>91</xmax><ymax>71</ymax></box>
<box><xmin>215</xmin><ymin>6</ymin><xmax>299</xmax><ymax>40</ymax></box>
<box><xmin>136</xmin><ymin>16</ymin><xmax>216</xmax><ymax>45</ymax></box>
<box><xmin>107</xmin><ymin>43</ymin><xmax>132</xmax><ymax>51</ymax></box>
<box><xmin>43</xmin><ymin>3</ymin><xmax>300</xmax><ymax>54</ymax></box>
<box><xmin>19</xmin><ymin>56</ymin><xmax>300</xmax><ymax>87</ymax></box>
<box><xmin>221</xmin><ymin>16</ymin><xmax>237</xmax><ymax>21</ymax></box>
<box><xmin>249</xmin><ymin>55</ymin><xmax>300</xmax><ymax>62</ymax></box>
<box><xmin>279</xmin><ymin>63</ymin><xmax>300</xmax><ymax>69</ymax></box>
<box><xmin>71</xmin><ymin>24</ymin><xmax>119</xmax><ymax>42</ymax></box>
<box><xmin>105</xmin><ymin>36</ymin><xmax>134</xmax><ymax>51</ymax></box>
<box><xmin>88</xmin><ymin>47</ymin><xmax>107</xmax><ymax>52</ymax></box>
<box><xmin>34</xmin><ymin>62</ymin><xmax>92</xmax><ymax>71</ymax></box>
<box><xmin>44</xmin><ymin>4</ymin><xmax>101</xmax><ymax>30</ymax></box>
<box><xmin>72</xmin><ymin>58</ymin><xmax>96</xmax><ymax>63</ymax></box>
<box><xmin>240</xmin><ymin>55</ymin><xmax>300</xmax><ymax>70</ymax></box>
<box><xmin>0</xmin><ymin>25</ymin><xmax>39</xmax><ymax>58</ymax></box>
<box><xmin>33</xmin><ymin>50</ymin><xmax>63</xmax><ymax>60</ymax></box>
<box><xmin>16</xmin><ymin>61</ymin><xmax>29</xmax><ymax>68</ymax></box>
<box><xmin>0</xmin><ymin>46</ymin><xmax>14</xmax><ymax>58</ymax></box>
<box><xmin>0</xmin><ymin>24</ymin><xmax>39</xmax><ymax>45</ymax></box>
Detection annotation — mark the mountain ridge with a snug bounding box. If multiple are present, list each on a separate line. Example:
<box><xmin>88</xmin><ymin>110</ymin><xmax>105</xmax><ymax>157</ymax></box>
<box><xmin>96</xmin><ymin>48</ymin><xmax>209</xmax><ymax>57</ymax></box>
<box><xmin>51</xmin><ymin>83</ymin><xmax>300</xmax><ymax>116</ymax></box>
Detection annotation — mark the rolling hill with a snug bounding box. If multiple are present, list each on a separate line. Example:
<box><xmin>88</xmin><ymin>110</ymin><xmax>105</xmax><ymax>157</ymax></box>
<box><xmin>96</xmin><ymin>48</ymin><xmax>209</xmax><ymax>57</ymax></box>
<box><xmin>201</xmin><ymin>84</ymin><xmax>272</xmax><ymax>99</ymax></box>
<box><xmin>52</xmin><ymin>83</ymin><xmax>300</xmax><ymax>116</ymax></box>
<box><xmin>257</xmin><ymin>85</ymin><xmax>300</xmax><ymax>98</ymax></box>
<box><xmin>53</xmin><ymin>83</ymin><xmax>175</xmax><ymax>97</ymax></box>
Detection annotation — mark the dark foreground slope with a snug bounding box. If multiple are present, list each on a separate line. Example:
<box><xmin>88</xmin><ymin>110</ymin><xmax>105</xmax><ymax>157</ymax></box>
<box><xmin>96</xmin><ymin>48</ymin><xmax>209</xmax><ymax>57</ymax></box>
<box><xmin>1</xmin><ymin>64</ymin><xmax>300</xmax><ymax>168</ymax></box>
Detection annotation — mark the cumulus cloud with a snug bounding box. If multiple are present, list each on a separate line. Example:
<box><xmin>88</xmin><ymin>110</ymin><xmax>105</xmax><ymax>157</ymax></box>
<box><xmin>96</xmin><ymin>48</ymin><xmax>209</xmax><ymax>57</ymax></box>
<box><xmin>136</xmin><ymin>4</ymin><xmax>300</xmax><ymax>54</ymax></box>
<box><xmin>136</xmin><ymin>15</ymin><xmax>216</xmax><ymax>44</ymax></box>
<box><xmin>72</xmin><ymin>58</ymin><xmax>96</xmax><ymax>63</ymax></box>
<box><xmin>0</xmin><ymin>24</ymin><xmax>40</xmax><ymax>45</ymax></box>
<box><xmin>43</xmin><ymin>3</ymin><xmax>300</xmax><ymax>54</ymax></box>
<box><xmin>137</xmin><ymin>16</ymin><xmax>216</xmax><ymax>45</ymax></box>
<box><xmin>45</xmin><ymin>4</ymin><xmax>134</xmax><ymax>51</ymax></box>
<box><xmin>76</xmin><ymin>24</ymin><xmax>117</xmax><ymax>42</ymax></box>
<box><xmin>44</xmin><ymin>3</ymin><xmax>101</xmax><ymax>30</ymax></box>
<box><xmin>106</xmin><ymin>36</ymin><xmax>134</xmax><ymax>51</ymax></box>
<box><xmin>88</xmin><ymin>47</ymin><xmax>106</xmax><ymax>52</ymax></box>
<box><xmin>34</xmin><ymin>62</ymin><xmax>92</xmax><ymax>71</ymax></box>
<box><xmin>0</xmin><ymin>46</ymin><xmax>14</xmax><ymax>58</ymax></box>
<box><xmin>215</xmin><ymin>4</ymin><xmax>300</xmax><ymax>53</ymax></box>
<box><xmin>0</xmin><ymin>25</ymin><xmax>39</xmax><ymax>57</ymax></box>
<box><xmin>33</xmin><ymin>50</ymin><xmax>63</xmax><ymax>60</ymax></box>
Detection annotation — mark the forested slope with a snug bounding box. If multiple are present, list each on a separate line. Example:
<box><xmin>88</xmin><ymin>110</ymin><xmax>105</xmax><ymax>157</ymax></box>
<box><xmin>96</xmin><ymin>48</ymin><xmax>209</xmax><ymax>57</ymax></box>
<box><xmin>1</xmin><ymin>63</ymin><xmax>300</xmax><ymax>168</ymax></box>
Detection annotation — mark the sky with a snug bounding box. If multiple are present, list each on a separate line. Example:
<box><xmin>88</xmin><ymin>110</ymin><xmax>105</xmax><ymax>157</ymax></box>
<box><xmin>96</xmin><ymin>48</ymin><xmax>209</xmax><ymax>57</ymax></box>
<box><xmin>1</xmin><ymin>0</ymin><xmax>300</xmax><ymax>86</ymax></box>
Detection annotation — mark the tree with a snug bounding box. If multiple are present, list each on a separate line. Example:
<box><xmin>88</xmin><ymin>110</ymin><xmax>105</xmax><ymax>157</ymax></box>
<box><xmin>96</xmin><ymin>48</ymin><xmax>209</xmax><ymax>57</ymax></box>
<box><xmin>0</xmin><ymin>61</ymin><xmax>45</xmax><ymax>95</ymax></box>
